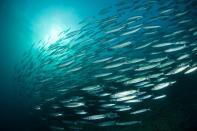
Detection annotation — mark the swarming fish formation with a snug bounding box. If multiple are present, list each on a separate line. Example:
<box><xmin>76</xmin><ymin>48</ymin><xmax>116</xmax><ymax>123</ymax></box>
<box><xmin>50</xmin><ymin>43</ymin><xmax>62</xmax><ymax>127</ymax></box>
<box><xmin>14</xmin><ymin>0</ymin><xmax>197</xmax><ymax>130</ymax></box>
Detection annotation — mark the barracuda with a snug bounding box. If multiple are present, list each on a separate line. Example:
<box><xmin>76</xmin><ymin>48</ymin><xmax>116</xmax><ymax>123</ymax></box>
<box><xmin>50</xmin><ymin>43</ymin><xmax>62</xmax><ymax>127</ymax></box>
<box><xmin>14</xmin><ymin>0</ymin><xmax>197</xmax><ymax>130</ymax></box>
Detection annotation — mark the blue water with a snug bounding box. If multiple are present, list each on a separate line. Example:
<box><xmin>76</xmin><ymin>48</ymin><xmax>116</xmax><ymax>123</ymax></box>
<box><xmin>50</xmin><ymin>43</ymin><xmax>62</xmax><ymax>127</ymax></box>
<box><xmin>0</xmin><ymin>0</ymin><xmax>197</xmax><ymax>130</ymax></box>
<box><xmin>0</xmin><ymin>0</ymin><xmax>123</xmax><ymax>130</ymax></box>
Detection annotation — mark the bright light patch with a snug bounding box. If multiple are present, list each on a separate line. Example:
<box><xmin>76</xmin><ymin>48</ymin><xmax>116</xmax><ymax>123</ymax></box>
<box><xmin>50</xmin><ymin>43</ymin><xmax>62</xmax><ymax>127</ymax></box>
<box><xmin>50</xmin><ymin>28</ymin><xmax>60</xmax><ymax>42</ymax></box>
<box><xmin>33</xmin><ymin>7</ymin><xmax>81</xmax><ymax>50</ymax></box>
<box><xmin>46</xmin><ymin>27</ymin><xmax>61</xmax><ymax>47</ymax></box>
<box><xmin>43</xmin><ymin>25</ymin><xmax>67</xmax><ymax>49</ymax></box>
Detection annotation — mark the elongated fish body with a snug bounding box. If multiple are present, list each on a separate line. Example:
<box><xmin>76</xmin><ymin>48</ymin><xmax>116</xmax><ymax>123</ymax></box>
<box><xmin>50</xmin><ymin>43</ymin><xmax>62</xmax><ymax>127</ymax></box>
<box><xmin>184</xmin><ymin>67</ymin><xmax>197</xmax><ymax>74</ymax></box>
<box><xmin>14</xmin><ymin>0</ymin><xmax>197</xmax><ymax>130</ymax></box>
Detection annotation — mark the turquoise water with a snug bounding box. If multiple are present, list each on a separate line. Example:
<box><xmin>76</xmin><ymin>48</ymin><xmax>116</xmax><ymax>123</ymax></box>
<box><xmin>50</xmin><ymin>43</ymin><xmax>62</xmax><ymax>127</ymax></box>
<box><xmin>0</xmin><ymin>0</ymin><xmax>197</xmax><ymax>130</ymax></box>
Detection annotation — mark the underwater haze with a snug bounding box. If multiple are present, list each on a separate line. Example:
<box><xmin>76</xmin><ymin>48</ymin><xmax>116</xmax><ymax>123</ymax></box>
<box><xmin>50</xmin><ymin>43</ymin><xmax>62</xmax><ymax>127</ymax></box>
<box><xmin>0</xmin><ymin>0</ymin><xmax>197</xmax><ymax>131</ymax></box>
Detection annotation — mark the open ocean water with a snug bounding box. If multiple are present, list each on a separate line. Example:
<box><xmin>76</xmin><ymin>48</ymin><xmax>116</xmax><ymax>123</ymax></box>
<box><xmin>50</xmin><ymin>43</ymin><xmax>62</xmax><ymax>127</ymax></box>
<box><xmin>0</xmin><ymin>0</ymin><xmax>197</xmax><ymax>131</ymax></box>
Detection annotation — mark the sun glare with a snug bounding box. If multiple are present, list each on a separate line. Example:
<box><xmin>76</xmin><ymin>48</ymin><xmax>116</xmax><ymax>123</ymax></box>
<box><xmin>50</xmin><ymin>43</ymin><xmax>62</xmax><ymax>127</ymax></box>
<box><xmin>44</xmin><ymin>26</ymin><xmax>63</xmax><ymax>48</ymax></box>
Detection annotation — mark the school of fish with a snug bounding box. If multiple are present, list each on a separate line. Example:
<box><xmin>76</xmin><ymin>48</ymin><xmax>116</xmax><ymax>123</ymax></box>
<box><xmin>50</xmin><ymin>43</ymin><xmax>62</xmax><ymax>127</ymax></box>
<box><xmin>14</xmin><ymin>0</ymin><xmax>197</xmax><ymax>130</ymax></box>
